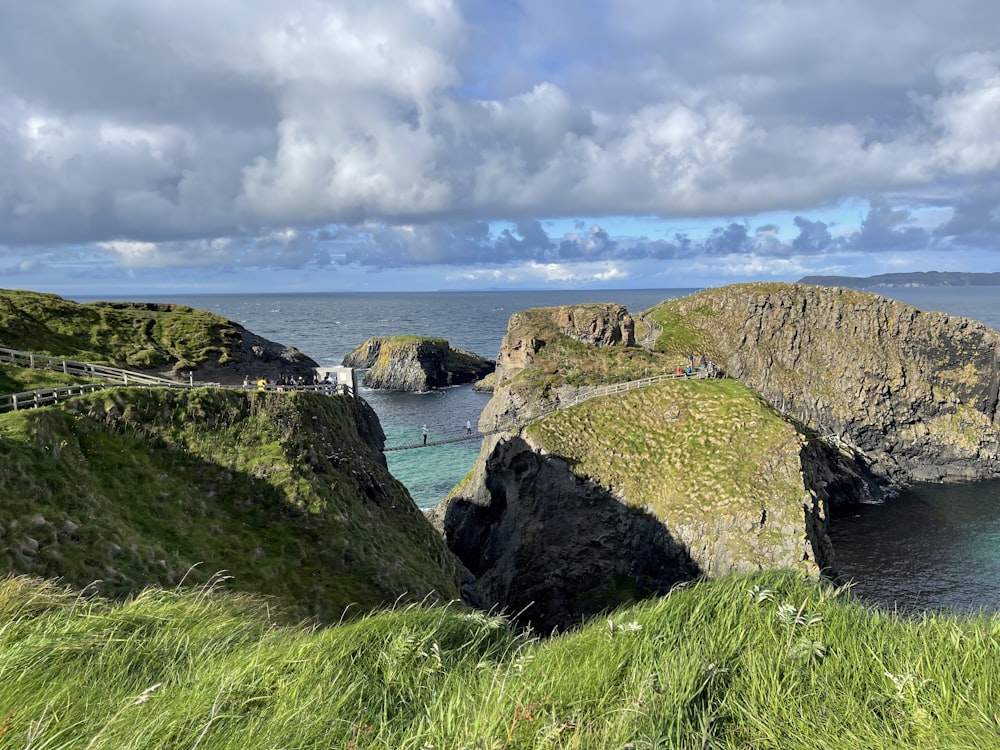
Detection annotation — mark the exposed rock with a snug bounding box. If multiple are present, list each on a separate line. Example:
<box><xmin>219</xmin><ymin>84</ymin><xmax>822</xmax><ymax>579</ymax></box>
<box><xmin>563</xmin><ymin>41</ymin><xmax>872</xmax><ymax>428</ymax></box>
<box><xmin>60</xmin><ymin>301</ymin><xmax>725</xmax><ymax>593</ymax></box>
<box><xmin>652</xmin><ymin>283</ymin><xmax>1000</xmax><ymax>482</ymax></box>
<box><xmin>480</xmin><ymin>303</ymin><xmax>641</xmax><ymax>431</ymax></box>
<box><xmin>432</xmin><ymin>378</ymin><xmax>882</xmax><ymax>634</ymax></box>
<box><xmin>472</xmin><ymin>371</ymin><xmax>495</xmax><ymax>393</ymax></box>
<box><xmin>432</xmin><ymin>435</ymin><xmax>699</xmax><ymax>635</ymax></box>
<box><xmin>343</xmin><ymin>336</ymin><xmax>494</xmax><ymax>391</ymax></box>
<box><xmin>186</xmin><ymin>324</ymin><xmax>317</xmax><ymax>386</ymax></box>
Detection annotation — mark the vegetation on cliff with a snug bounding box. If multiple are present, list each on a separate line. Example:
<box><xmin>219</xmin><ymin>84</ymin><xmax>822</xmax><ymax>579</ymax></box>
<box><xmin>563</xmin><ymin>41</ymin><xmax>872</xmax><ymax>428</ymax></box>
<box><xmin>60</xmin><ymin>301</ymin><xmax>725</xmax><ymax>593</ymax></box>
<box><xmin>0</xmin><ymin>387</ymin><xmax>462</xmax><ymax>622</ymax></box>
<box><xmin>526</xmin><ymin>379</ymin><xmax>820</xmax><ymax>574</ymax></box>
<box><xmin>3</xmin><ymin>570</ymin><xmax>999</xmax><ymax>748</ymax></box>
<box><xmin>0</xmin><ymin>289</ymin><xmax>315</xmax><ymax>383</ymax></box>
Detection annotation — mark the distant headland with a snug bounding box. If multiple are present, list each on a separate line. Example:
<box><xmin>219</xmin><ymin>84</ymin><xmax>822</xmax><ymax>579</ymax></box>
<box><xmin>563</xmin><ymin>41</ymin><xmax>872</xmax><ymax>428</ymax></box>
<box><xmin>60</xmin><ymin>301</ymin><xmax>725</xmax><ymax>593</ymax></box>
<box><xmin>798</xmin><ymin>271</ymin><xmax>1000</xmax><ymax>289</ymax></box>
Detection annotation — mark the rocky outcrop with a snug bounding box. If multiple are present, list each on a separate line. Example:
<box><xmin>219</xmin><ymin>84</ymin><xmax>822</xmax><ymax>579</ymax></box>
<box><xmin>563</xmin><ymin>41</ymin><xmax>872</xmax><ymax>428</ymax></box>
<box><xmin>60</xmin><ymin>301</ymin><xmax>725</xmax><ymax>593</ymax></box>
<box><xmin>430</xmin><ymin>284</ymin><xmax>1000</xmax><ymax>632</ymax></box>
<box><xmin>479</xmin><ymin>303</ymin><xmax>642</xmax><ymax>431</ymax></box>
<box><xmin>432</xmin><ymin>377</ymin><xmax>882</xmax><ymax>633</ymax></box>
<box><xmin>652</xmin><ymin>283</ymin><xmax>1000</xmax><ymax>482</ymax></box>
<box><xmin>433</xmin><ymin>435</ymin><xmax>700</xmax><ymax>634</ymax></box>
<box><xmin>343</xmin><ymin>336</ymin><xmax>494</xmax><ymax>391</ymax></box>
<box><xmin>494</xmin><ymin>303</ymin><xmax>635</xmax><ymax>385</ymax></box>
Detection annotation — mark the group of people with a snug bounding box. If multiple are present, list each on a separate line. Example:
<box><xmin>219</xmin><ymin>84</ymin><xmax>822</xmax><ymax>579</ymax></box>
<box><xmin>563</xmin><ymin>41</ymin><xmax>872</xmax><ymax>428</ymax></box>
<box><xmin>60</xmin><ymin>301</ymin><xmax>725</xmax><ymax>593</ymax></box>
<box><xmin>244</xmin><ymin>372</ymin><xmax>341</xmax><ymax>393</ymax></box>
<box><xmin>674</xmin><ymin>354</ymin><xmax>720</xmax><ymax>378</ymax></box>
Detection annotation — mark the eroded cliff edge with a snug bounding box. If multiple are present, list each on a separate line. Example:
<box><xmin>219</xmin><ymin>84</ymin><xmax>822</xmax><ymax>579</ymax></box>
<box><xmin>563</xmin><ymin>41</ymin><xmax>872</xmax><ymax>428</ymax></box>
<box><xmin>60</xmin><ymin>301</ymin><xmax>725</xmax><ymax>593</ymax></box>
<box><xmin>343</xmin><ymin>336</ymin><xmax>494</xmax><ymax>391</ymax></box>
<box><xmin>431</xmin><ymin>285</ymin><xmax>1000</xmax><ymax>632</ymax></box>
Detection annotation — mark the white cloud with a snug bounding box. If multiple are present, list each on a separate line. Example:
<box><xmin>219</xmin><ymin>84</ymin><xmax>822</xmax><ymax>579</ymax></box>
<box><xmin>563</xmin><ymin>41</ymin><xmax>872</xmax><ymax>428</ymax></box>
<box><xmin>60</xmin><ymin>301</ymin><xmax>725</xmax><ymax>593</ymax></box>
<box><xmin>3</xmin><ymin>0</ymin><xmax>1000</xmax><ymax>291</ymax></box>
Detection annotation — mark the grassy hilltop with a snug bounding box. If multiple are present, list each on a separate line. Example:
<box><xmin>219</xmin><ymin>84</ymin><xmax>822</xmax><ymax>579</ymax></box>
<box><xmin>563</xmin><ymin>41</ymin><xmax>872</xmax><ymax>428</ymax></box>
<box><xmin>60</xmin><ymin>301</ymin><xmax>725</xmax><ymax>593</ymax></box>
<box><xmin>3</xmin><ymin>571</ymin><xmax>1000</xmax><ymax>748</ymax></box>
<box><xmin>0</xmin><ymin>289</ymin><xmax>241</xmax><ymax>369</ymax></box>
<box><xmin>0</xmin><ymin>288</ymin><xmax>316</xmax><ymax>383</ymax></box>
<box><xmin>0</xmin><ymin>386</ymin><xmax>462</xmax><ymax>622</ymax></box>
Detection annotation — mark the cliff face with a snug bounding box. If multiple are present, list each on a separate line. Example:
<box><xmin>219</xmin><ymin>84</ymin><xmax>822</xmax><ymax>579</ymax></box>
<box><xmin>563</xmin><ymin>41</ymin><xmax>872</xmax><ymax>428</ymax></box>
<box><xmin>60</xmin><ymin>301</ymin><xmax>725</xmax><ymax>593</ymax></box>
<box><xmin>342</xmin><ymin>336</ymin><xmax>494</xmax><ymax>391</ymax></box>
<box><xmin>479</xmin><ymin>303</ymin><xmax>649</xmax><ymax>430</ymax></box>
<box><xmin>651</xmin><ymin>283</ymin><xmax>1000</xmax><ymax>482</ymax></box>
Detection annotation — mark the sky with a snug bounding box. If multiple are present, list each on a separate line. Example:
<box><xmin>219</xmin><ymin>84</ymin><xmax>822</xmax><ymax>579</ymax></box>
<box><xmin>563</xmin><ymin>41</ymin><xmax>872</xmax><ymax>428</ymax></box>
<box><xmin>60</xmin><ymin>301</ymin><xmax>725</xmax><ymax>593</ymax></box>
<box><xmin>2</xmin><ymin>0</ymin><xmax>1000</xmax><ymax>296</ymax></box>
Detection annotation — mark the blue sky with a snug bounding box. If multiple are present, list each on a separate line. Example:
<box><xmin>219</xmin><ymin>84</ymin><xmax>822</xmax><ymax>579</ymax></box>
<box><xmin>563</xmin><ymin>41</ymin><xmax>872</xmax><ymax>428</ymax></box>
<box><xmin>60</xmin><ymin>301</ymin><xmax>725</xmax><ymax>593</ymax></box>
<box><xmin>2</xmin><ymin>0</ymin><xmax>1000</xmax><ymax>296</ymax></box>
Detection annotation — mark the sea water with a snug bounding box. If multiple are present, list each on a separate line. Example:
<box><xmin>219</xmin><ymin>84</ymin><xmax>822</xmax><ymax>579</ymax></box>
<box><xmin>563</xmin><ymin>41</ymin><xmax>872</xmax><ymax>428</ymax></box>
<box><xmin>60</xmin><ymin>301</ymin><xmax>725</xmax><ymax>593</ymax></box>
<box><xmin>82</xmin><ymin>285</ymin><xmax>1000</xmax><ymax>613</ymax></box>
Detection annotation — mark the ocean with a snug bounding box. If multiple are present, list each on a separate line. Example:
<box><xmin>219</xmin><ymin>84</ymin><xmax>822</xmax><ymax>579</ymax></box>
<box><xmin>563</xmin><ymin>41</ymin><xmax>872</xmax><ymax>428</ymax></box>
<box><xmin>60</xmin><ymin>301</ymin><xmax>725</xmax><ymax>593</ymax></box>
<box><xmin>85</xmin><ymin>285</ymin><xmax>1000</xmax><ymax>614</ymax></box>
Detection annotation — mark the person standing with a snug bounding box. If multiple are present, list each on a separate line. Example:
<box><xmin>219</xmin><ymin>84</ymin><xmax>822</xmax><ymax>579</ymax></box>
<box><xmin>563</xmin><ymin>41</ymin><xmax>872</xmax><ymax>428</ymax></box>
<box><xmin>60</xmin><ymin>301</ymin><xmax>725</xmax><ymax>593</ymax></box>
<box><xmin>422</xmin><ymin>425</ymin><xmax>429</xmax><ymax>446</ymax></box>
<box><xmin>466</xmin><ymin>419</ymin><xmax>472</xmax><ymax>435</ymax></box>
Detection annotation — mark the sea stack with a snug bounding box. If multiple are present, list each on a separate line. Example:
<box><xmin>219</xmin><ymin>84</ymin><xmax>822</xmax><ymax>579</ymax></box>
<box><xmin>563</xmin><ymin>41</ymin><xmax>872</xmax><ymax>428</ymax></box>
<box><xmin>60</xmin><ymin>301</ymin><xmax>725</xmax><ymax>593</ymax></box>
<box><xmin>342</xmin><ymin>335</ymin><xmax>495</xmax><ymax>391</ymax></box>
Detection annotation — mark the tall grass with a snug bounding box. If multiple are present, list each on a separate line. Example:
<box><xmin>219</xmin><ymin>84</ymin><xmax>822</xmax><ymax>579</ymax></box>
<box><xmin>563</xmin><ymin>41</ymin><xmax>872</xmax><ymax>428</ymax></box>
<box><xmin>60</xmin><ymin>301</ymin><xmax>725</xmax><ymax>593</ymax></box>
<box><xmin>3</xmin><ymin>571</ymin><xmax>999</xmax><ymax>749</ymax></box>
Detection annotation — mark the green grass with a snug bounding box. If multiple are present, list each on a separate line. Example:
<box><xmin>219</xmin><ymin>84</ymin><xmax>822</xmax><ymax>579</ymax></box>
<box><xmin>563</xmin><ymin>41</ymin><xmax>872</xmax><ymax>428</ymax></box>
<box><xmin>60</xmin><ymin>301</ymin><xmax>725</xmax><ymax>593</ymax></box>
<box><xmin>0</xmin><ymin>363</ymin><xmax>100</xmax><ymax>394</ymax></box>
<box><xmin>526</xmin><ymin>379</ymin><xmax>817</xmax><ymax>574</ymax></box>
<box><xmin>2</xmin><ymin>570</ymin><xmax>999</xmax><ymax>748</ymax></box>
<box><xmin>0</xmin><ymin>387</ymin><xmax>462</xmax><ymax>622</ymax></box>
<box><xmin>0</xmin><ymin>289</ymin><xmax>242</xmax><ymax>368</ymax></box>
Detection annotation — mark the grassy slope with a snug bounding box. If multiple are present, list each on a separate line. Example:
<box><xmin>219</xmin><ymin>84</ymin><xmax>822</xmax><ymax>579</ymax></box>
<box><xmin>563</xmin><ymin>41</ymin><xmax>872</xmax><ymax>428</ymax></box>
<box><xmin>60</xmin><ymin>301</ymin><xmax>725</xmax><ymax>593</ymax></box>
<box><xmin>0</xmin><ymin>387</ymin><xmax>462</xmax><ymax>622</ymax></box>
<box><xmin>1</xmin><ymin>571</ymin><xmax>997</xmax><ymax>749</ymax></box>
<box><xmin>0</xmin><ymin>288</ymin><xmax>241</xmax><ymax>368</ymax></box>
<box><xmin>0</xmin><ymin>363</ymin><xmax>100</xmax><ymax>394</ymax></box>
<box><xmin>526</xmin><ymin>379</ymin><xmax>813</xmax><ymax>571</ymax></box>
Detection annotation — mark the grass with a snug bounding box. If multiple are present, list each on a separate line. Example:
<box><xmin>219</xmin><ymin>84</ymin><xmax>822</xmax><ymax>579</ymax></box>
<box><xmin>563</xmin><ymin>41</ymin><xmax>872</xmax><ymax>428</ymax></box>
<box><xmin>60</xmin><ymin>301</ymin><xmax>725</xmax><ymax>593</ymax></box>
<box><xmin>0</xmin><ymin>363</ymin><xmax>100</xmax><ymax>395</ymax></box>
<box><xmin>526</xmin><ymin>379</ymin><xmax>816</xmax><ymax>573</ymax></box>
<box><xmin>0</xmin><ymin>387</ymin><xmax>463</xmax><ymax>622</ymax></box>
<box><xmin>0</xmin><ymin>288</ymin><xmax>243</xmax><ymax>368</ymax></box>
<box><xmin>2</xmin><ymin>570</ymin><xmax>999</xmax><ymax>748</ymax></box>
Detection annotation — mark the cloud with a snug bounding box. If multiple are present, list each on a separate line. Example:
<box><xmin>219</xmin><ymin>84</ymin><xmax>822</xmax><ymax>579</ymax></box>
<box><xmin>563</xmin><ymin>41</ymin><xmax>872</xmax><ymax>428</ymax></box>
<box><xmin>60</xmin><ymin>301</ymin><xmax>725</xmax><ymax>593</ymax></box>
<box><xmin>2</xmin><ymin>0</ymin><xmax>1000</xmax><ymax>290</ymax></box>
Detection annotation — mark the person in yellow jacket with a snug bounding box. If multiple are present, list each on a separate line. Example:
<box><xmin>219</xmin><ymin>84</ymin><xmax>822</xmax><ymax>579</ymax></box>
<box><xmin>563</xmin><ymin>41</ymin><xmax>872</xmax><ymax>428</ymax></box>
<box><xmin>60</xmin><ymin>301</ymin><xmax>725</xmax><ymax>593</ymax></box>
<box><xmin>257</xmin><ymin>377</ymin><xmax>268</xmax><ymax>391</ymax></box>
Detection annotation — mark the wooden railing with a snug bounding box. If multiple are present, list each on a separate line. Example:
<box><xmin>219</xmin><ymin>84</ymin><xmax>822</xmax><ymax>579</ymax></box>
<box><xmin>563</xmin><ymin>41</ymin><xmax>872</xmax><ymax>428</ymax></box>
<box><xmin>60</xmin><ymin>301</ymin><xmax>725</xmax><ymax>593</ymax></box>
<box><xmin>2</xmin><ymin>384</ymin><xmax>111</xmax><ymax>413</ymax></box>
<box><xmin>0</xmin><ymin>347</ymin><xmax>356</xmax><ymax>413</ymax></box>
<box><xmin>0</xmin><ymin>347</ymin><xmax>179</xmax><ymax>387</ymax></box>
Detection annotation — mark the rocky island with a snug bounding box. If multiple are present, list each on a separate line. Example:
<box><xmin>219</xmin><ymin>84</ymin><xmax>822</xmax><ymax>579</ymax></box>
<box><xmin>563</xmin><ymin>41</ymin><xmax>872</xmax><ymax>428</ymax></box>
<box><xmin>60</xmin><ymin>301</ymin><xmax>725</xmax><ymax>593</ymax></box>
<box><xmin>342</xmin><ymin>335</ymin><xmax>495</xmax><ymax>391</ymax></box>
<box><xmin>432</xmin><ymin>283</ymin><xmax>1000</xmax><ymax>632</ymax></box>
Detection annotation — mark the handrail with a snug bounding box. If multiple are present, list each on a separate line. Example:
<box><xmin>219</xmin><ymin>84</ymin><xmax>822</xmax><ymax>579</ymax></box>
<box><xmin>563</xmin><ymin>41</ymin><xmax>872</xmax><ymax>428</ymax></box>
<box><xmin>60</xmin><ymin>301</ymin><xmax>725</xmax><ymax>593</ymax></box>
<box><xmin>0</xmin><ymin>346</ymin><xmax>179</xmax><ymax>386</ymax></box>
<box><xmin>0</xmin><ymin>346</ymin><xmax>357</xmax><ymax>414</ymax></box>
<box><xmin>382</xmin><ymin>368</ymin><xmax>717</xmax><ymax>450</ymax></box>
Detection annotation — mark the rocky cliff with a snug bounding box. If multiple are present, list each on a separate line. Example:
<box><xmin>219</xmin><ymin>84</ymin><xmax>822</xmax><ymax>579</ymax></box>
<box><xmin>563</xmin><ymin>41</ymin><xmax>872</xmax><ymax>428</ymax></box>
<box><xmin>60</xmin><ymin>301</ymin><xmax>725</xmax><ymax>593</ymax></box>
<box><xmin>432</xmin><ymin>300</ymin><xmax>890</xmax><ymax>632</ymax></box>
<box><xmin>434</xmin><ymin>377</ymin><xmax>879</xmax><ymax>633</ymax></box>
<box><xmin>343</xmin><ymin>336</ymin><xmax>494</xmax><ymax>391</ymax></box>
<box><xmin>649</xmin><ymin>283</ymin><xmax>1000</xmax><ymax>482</ymax></box>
